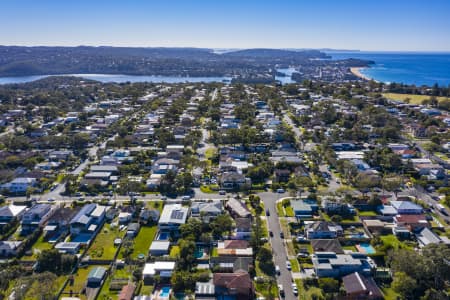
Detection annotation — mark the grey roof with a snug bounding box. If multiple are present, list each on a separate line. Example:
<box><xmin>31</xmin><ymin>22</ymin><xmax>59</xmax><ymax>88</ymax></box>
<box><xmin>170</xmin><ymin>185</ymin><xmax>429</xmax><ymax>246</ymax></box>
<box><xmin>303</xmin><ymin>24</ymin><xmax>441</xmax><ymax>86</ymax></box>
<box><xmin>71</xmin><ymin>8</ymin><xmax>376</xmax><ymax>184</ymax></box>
<box><xmin>291</xmin><ymin>200</ymin><xmax>313</xmax><ymax>212</ymax></box>
<box><xmin>23</xmin><ymin>204</ymin><xmax>51</xmax><ymax>218</ymax></box>
<box><xmin>128</xmin><ymin>223</ymin><xmax>140</xmax><ymax>231</ymax></box>
<box><xmin>70</xmin><ymin>204</ymin><xmax>96</xmax><ymax>225</ymax></box>
<box><xmin>90</xmin><ymin>165</ymin><xmax>118</xmax><ymax>172</ymax></box>
<box><xmin>391</xmin><ymin>201</ymin><xmax>423</xmax><ymax>211</ymax></box>
<box><xmin>226</xmin><ymin>198</ymin><xmax>251</xmax><ymax>218</ymax></box>
<box><xmin>149</xmin><ymin>241</ymin><xmax>170</xmax><ymax>251</ymax></box>
<box><xmin>88</xmin><ymin>267</ymin><xmax>107</xmax><ymax>280</ymax></box>
<box><xmin>415</xmin><ymin>227</ymin><xmax>442</xmax><ymax>246</ymax></box>
<box><xmin>191</xmin><ymin>201</ymin><xmax>223</xmax><ymax>214</ymax></box>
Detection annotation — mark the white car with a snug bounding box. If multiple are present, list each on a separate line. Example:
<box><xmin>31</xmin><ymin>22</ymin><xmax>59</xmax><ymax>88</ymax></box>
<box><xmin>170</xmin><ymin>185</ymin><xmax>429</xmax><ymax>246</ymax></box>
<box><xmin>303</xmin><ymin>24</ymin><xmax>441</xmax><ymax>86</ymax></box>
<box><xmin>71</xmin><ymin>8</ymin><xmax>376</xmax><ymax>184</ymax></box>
<box><xmin>286</xmin><ymin>261</ymin><xmax>291</xmax><ymax>270</ymax></box>
<box><xmin>47</xmin><ymin>197</ymin><xmax>55</xmax><ymax>202</ymax></box>
<box><xmin>292</xmin><ymin>283</ymin><xmax>298</xmax><ymax>295</ymax></box>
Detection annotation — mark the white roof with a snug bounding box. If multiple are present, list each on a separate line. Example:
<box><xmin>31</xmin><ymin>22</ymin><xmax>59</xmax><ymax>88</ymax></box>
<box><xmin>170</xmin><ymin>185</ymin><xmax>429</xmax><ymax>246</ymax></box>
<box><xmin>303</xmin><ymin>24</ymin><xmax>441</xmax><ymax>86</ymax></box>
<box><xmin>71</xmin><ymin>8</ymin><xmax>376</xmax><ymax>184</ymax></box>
<box><xmin>6</xmin><ymin>205</ymin><xmax>27</xmax><ymax>217</ymax></box>
<box><xmin>149</xmin><ymin>241</ymin><xmax>170</xmax><ymax>251</ymax></box>
<box><xmin>159</xmin><ymin>204</ymin><xmax>188</xmax><ymax>225</ymax></box>
<box><xmin>143</xmin><ymin>261</ymin><xmax>175</xmax><ymax>275</ymax></box>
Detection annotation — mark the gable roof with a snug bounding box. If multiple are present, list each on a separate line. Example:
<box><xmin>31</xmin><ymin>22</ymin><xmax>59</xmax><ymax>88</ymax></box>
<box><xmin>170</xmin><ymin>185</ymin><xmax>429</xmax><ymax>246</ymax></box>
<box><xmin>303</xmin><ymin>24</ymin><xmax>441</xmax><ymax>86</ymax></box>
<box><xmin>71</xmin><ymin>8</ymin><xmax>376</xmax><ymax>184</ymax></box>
<box><xmin>311</xmin><ymin>239</ymin><xmax>344</xmax><ymax>254</ymax></box>
<box><xmin>390</xmin><ymin>201</ymin><xmax>423</xmax><ymax>212</ymax></box>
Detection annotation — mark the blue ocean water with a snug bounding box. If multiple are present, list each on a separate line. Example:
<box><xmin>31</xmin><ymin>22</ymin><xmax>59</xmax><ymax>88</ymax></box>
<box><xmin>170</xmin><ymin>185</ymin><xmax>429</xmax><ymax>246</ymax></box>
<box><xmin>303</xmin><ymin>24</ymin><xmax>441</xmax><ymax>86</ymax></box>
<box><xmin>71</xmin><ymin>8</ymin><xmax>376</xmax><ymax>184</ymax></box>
<box><xmin>326</xmin><ymin>51</ymin><xmax>450</xmax><ymax>87</ymax></box>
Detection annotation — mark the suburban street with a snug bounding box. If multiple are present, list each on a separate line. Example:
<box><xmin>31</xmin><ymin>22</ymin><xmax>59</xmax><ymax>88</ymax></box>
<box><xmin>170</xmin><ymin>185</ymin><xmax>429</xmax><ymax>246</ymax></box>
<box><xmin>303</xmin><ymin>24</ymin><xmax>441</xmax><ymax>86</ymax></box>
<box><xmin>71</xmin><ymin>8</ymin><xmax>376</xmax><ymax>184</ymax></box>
<box><xmin>260</xmin><ymin>191</ymin><xmax>296</xmax><ymax>299</ymax></box>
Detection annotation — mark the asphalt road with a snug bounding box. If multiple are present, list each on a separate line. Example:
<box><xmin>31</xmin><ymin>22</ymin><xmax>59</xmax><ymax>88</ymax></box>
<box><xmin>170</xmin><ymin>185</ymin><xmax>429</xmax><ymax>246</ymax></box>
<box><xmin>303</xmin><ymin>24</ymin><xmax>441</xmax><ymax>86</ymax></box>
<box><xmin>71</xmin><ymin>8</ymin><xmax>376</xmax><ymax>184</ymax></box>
<box><xmin>260</xmin><ymin>191</ymin><xmax>296</xmax><ymax>300</ymax></box>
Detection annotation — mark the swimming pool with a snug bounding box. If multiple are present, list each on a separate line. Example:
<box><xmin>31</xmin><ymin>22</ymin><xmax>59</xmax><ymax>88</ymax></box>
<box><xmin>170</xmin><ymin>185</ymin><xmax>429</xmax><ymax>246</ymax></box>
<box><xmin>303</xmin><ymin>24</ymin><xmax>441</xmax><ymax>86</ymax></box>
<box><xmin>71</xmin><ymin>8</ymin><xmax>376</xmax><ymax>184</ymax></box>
<box><xmin>157</xmin><ymin>232</ymin><xmax>169</xmax><ymax>240</ymax></box>
<box><xmin>195</xmin><ymin>247</ymin><xmax>204</xmax><ymax>258</ymax></box>
<box><xmin>358</xmin><ymin>243</ymin><xmax>376</xmax><ymax>254</ymax></box>
<box><xmin>160</xmin><ymin>286</ymin><xmax>171</xmax><ymax>298</ymax></box>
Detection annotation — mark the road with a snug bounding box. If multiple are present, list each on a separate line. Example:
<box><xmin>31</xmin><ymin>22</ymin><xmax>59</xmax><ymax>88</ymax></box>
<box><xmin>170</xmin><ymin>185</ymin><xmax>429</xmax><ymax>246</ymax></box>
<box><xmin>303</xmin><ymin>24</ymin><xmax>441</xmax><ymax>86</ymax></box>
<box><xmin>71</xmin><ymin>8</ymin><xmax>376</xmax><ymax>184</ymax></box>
<box><xmin>404</xmin><ymin>186</ymin><xmax>450</xmax><ymax>224</ymax></box>
<box><xmin>260</xmin><ymin>192</ymin><xmax>296</xmax><ymax>300</ymax></box>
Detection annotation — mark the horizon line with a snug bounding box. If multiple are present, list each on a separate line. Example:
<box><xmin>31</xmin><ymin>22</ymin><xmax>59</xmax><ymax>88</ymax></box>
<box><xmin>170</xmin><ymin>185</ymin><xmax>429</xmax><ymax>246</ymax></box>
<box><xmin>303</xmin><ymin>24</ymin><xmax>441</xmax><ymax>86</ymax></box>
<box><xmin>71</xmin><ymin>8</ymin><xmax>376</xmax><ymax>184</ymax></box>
<box><xmin>1</xmin><ymin>44</ymin><xmax>450</xmax><ymax>53</ymax></box>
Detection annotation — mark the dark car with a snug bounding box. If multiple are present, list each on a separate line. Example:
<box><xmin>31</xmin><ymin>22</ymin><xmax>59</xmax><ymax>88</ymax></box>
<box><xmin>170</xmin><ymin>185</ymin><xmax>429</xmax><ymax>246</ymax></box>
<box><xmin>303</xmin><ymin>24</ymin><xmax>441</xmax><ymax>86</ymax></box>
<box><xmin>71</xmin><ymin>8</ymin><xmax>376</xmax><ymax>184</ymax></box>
<box><xmin>280</xmin><ymin>232</ymin><xmax>284</xmax><ymax>239</ymax></box>
<box><xmin>269</xmin><ymin>231</ymin><xmax>274</xmax><ymax>237</ymax></box>
<box><xmin>266</xmin><ymin>209</ymin><xmax>270</xmax><ymax>216</ymax></box>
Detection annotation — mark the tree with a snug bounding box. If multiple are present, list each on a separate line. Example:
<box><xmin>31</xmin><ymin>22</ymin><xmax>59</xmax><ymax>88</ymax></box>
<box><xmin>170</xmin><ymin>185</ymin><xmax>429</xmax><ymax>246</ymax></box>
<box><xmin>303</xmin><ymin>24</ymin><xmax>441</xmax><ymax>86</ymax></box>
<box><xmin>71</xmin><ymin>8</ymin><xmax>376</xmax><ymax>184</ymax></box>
<box><xmin>210</xmin><ymin>214</ymin><xmax>233</xmax><ymax>238</ymax></box>
<box><xmin>178</xmin><ymin>239</ymin><xmax>196</xmax><ymax>270</ymax></box>
<box><xmin>318</xmin><ymin>278</ymin><xmax>340</xmax><ymax>294</ymax></box>
<box><xmin>392</xmin><ymin>272</ymin><xmax>417</xmax><ymax>299</ymax></box>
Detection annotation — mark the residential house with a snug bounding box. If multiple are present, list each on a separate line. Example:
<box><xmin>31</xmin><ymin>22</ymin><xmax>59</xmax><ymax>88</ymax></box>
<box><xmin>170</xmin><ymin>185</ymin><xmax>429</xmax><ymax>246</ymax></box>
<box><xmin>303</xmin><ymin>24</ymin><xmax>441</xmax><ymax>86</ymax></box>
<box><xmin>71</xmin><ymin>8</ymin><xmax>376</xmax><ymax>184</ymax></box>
<box><xmin>312</xmin><ymin>252</ymin><xmax>375</xmax><ymax>278</ymax></box>
<box><xmin>0</xmin><ymin>241</ymin><xmax>22</xmax><ymax>257</ymax></box>
<box><xmin>311</xmin><ymin>239</ymin><xmax>344</xmax><ymax>254</ymax></box>
<box><xmin>393</xmin><ymin>214</ymin><xmax>429</xmax><ymax>232</ymax></box>
<box><xmin>191</xmin><ymin>201</ymin><xmax>223</xmax><ymax>221</ymax></box>
<box><xmin>274</xmin><ymin>169</ymin><xmax>291</xmax><ymax>183</ymax></box>
<box><xmin>213</xmin><ymin>270</ymin><xmax>255</xmax><ymax>300</ymax></box>
<box><xmin>139</xmin><ymin>209</ymin><xmax>160</xmax><ymax>224</ymax></box>
<box><xmin>142</xmin><ymin>261</ymin><xmax>176</xmax><ymax>282</ymax></box>
<box><xmin>217</xmin><ymin>240</ymin><xmax>253</xmax><ymax>257</ymax></box>
<box><xmin>70</xmin><ymin>204</ymin><xmax>107</xmax><ymax>236</ymax></box>
<box><xmin>305</xmin><ymin>221</ymin><xmax>343</xmax><ymax>240</ymax></box>
<box><xmin>226</xmin><ymin>198</ymin><xmax>251</xmax><ymax>219</ymax></box>
<box><xmin>342</xmin><ymin>272</ymin><xmax>383</xmax><ymax>299</ymax></box>
<box><xmin>158</xmin><ymin>204</ymin><xmax>188</xmax><ymax>232</ymax></box>
<box><xmin>291</xmin><ymin>200</ymin><xmax>313</xmax><ymax>218</ymax></box>
<box><xmin>1</xmin><ymin>177</ymin><xmax>37</xmax><ymax>194</ymax></box>
<box><xmin>0</xmin><ymin>205</ymin><xmax>27</xmax><ymax>225</ymax></box>
<box><xmin>220</xmin><ymin>172</ymin><xmax>251</xmax><ymax>191</ymax></box>
<box><xmin>235</xmin><ymin>218</ymin><xmax>252</xmax><ymax>240</ymax></box>
<box><xmin>390</xmin><ymin>201</ymin><xmax>423</xmax><ymax>215</ymax></box>
<box><xmin>119</xmin><ymin>283</ymin><xmax>136</xmax><ymax>300</ymax></box>
<box><xmin>21</xmin><ymin>204</ymin><xmax>54</xmax><ymax>234</ymax></box>
<box><xmin>44</xmin><ymin>207</ymin><xmax>80</xmax><ymax>242</ymax></box>
<box><xmin>415</xmin><ymin>227</ymin><xmax>449</xmax><ymax>247</ymax></box>
<box><xmin>195</xmin><ymin>280</ymin><xmax>215</xmax><ymax>300</ymax></box>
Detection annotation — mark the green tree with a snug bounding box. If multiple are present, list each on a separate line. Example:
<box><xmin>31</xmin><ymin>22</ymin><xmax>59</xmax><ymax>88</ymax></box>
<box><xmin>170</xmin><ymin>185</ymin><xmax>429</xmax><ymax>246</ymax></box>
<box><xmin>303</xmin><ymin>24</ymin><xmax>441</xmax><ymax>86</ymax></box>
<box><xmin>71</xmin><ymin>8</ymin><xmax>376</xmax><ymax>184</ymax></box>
<box><xmin>392</xmin><ymin>272</ymin><xmax>417</xmax><ymax>299</ymax></box>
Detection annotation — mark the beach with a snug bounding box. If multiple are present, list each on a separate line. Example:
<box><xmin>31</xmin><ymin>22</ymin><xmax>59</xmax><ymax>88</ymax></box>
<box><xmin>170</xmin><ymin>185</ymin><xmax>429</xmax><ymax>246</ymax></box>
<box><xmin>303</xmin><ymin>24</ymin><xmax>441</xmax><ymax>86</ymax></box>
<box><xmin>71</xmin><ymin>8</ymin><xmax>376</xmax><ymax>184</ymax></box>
<box><xmin>350</xmin><ymin>67</ymin><xmax>371</xmax><ymax>81</ymax></box>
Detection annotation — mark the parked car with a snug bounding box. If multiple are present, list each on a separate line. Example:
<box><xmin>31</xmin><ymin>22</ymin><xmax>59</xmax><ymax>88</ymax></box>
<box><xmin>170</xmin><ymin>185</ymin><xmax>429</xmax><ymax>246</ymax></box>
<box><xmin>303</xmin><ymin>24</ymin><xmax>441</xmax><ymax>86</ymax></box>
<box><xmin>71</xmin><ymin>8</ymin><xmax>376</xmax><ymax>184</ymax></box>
<box><xmin>269</xmin><ymin>231</ymin><xmax>274</xmax><ymax>237</ymax></box>
<box><xmin>292</xmin><ymin>283</ymin><xmax>298</xmax><ymax>295</ymax></box>
<box><xmin>278</xmin><ymin>284</ymin><xmax>285</xmax><ymax>298</ymax></box>
<box><xmin>286</xmin><ymin>261</ymin><xmax>291</xmax><ymax>270</ymax></box>
<box><xmin>280</xmin><ymin>232</ymin><xmax>284</xmax><ymax>239</ymax></box>
<box><xmin>266</xmin><ymin>209</ymin><xmax>270</xmax><ymax>216</ymax></box>
<box><xmin>276</xmin><ymin>188</ymin><xmax>285</xmax><ymax>193</ymax></box>
<box><xmin>275</xmin><ymin>265</ymin><xmax>280</xmax><ymax>275</ymax></box>
<box><xmin>219</xmin><ymin>190</ymin><xmax>226</xmax><ymax>195</ymax></box>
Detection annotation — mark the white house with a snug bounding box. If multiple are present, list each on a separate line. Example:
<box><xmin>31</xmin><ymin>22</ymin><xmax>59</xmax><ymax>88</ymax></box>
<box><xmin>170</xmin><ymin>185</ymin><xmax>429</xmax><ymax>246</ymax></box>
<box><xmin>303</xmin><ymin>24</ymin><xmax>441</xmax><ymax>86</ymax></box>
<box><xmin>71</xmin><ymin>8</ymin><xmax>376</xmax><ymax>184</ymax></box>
<box><xmin>158</xmin><ymin>204</ymin><xmax>188</xmax><ymax>232</ymax></box>
<box><xmin>142</xmin><ymin>261</ymin><xmax>176</xmax><ymax>281</ymax></box>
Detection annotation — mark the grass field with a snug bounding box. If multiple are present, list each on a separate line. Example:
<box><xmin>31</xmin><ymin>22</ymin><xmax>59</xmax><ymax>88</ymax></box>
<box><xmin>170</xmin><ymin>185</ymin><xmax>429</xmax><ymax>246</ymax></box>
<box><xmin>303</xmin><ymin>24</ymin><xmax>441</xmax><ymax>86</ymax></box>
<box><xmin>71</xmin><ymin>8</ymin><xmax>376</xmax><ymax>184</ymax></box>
<box><xmin>130</xmin><ymin>225</ymin><xmax>157</xmax><ymax>259</ymax></box>
<box><xmin>22</xmin><ymin>233</ymin><xmax>53</xmax><ymax>260</ymax></box>
<box><xmin>87</xmin><ymin>223</ymin><xmax>123</xmax><ymax>260</ymax></box>
<box><xmin>63</xmin><ymin>266</ymin><xmax>97</xmax><ymax>295</ymax></box>
<box><xmin>383</xmin><ymin>93</ymin><xmax>449</xmax><ymax>105</ymax></box>
<box><xmin>290</xmin><ymin>259</ymin><xmax>300</xmax><ymax>272</ymax></box>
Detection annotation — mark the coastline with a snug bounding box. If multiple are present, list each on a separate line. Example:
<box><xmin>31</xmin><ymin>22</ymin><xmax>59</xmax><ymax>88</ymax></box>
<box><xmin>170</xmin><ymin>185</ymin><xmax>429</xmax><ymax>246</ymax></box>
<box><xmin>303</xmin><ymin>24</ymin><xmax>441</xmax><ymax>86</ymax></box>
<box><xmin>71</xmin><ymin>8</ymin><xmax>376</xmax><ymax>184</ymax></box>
<box><xmin>350</xmin><ymin>67</ymin><xmax>372</xmax><ymax>81</ymax></box>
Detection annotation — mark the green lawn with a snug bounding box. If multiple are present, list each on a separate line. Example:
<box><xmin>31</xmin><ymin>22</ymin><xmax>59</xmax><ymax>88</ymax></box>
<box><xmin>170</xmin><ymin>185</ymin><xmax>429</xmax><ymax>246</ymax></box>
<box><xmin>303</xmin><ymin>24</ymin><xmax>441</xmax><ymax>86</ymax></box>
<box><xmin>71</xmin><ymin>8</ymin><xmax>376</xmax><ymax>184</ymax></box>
<box><xmin>383</xmin><ymin>93</ymin><xmax>449</xmax><ymax>105</ymax></box>
<box><xmin>22</xmin><ymin>233</ymin><xmax>53</xmax><ymax>260</ymax></box>
<box><xmin>276</xmin><ymin>202</ymin><xmax>285</xmax><ymax>216</ymax></box>
<box><xmin>382</xmin><ymin>286</ymin><xmax>400</xmax><ymax>300</ymax></box>
<box><xmin>358</xmin><ymin>210</ymin><xmax>378</xmax><ymax>217</ymax></box>
<box><xmin>255</xmin><ymin>281</ymin><xmax>278</xmax><ymax>299</ymax></box>
<box><xmin>97</xmin><ymin>267</ymin><xmax>133</xmax><ymax>300</ymax></box>
<box><xmin>380</xmin><ymin>234</ymin><xmax>413</xmax><ymax>250</ymax></box>
<box><xmin>63</xmin><ymin>266</ymin><xmax>99</xmax><ymax>295</ymax></box>
<box><xmin>285</xmin><ymin>206</ymin><xmax>294</xmax><ymax>217</ymax></box>
<box><xmin>130</xmin><ymin>225</ymin><xmax>157</xmax><ymax>259</ymax></box>
<box><xmin>87</xmin><ymin>223</ymin><xmax>123</xmax><ymax>260</ymax></box>
<box><xmin>290</xmin><ymin>259</ymin><xmax>300</xmax><ymax>272</ymax></box>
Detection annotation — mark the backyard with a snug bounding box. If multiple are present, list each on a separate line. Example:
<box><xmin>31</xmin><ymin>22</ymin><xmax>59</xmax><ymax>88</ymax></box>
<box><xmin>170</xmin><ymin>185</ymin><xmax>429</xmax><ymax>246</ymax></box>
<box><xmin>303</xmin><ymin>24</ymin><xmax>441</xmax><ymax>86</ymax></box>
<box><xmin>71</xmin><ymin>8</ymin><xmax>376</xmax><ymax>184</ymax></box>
<box><xmin>87</xmin><ymin>223</ymin><xmax>123</xmax><ymax>260</ymax></box>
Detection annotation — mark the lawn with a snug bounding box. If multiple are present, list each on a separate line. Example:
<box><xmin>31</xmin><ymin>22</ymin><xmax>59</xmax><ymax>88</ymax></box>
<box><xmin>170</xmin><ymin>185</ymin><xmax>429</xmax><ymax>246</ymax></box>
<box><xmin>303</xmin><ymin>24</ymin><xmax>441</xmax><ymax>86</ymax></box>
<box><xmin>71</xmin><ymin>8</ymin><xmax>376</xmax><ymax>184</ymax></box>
<box><xmin>22</xmin><ymin>233</ymin><xmax>53</xmax><ymax>260</ymax></box>
<box><xmin>286</xmin><ymin>240</ymin><xmax>296</xmax><ymax>256</ymax></box>
<box><xmin>285</xmin><ymin>206</ymin><xmax>294</xmax><ymax>217</ymax></box>
<box><xmin>276</xmin><ymin>202</ymin><xmax>285</xmax><ymax>217</ymax></box>
<box><xmin>87</xmin><ymin>223</ymin><xmax>123</xmax><ymax>260</ymax></box>
<box><xmin>380</xmin><ymin>234</ymin><xmax>413</xmax><ymax>250</ymax></box>
<box><xmin>357</xmin><ymin>210</ymin><xmax>378</xmax><ymax>217</ymax></box>
<box><xmin>383</xmin><ymin>93</ymin><xmax>448</xmax><ymax>104</ymax></box>
<box><xmin>97</xmin><ymin>266</ymin><xmax>133</xmax><ymax>300</ymax></box>
<box><xmin>146</xmin><ymin>201</ymin><xmax>164</xmax><ymax>213</ymax></box>
<box><xmin>255</xmin><ymin>281</ymin><xmax>278</xmax><ymax>299</ymax></box>
<box><xmin>290</xmin><ymin>259</ymin><xmax>300</xmax><ymax>272</ymax></box>
<box><xmin>130</xmin><ymin>225</ymin><xmax>157</xmax><ymax>259</ymax></box>
<box><xmin>382</xmin><ymin>286</ymin><xmax>400</xmax><ymax>300</ymax></box>
<box><xmin>63</xmin><ymin>265</ymin><xmax>99</xmax><ymax>295</ymax></box>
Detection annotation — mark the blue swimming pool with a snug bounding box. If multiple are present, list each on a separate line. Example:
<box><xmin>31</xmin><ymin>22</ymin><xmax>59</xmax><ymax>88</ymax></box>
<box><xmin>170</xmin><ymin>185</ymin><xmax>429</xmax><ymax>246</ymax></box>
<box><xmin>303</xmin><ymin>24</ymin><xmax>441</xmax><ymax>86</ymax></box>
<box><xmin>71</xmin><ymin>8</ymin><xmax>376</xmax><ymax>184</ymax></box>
<box><xmin>160</xmin><ymin>286</ymin><xmax>171</xmax><ymax>297</ymax></box>
<box><xmin>157</xmin><ymin>232</ymin><xmax>169</xmax><ymax>240</ymax></box>
<box><xmin>195</xmin><ymin>247</ymin><xmax>204</xmax><ymax>258</ymax></box>
<box><xmin>358</xmin><ymin>243</ymin><xmax>376</xmax><ymax>254</ymax></box>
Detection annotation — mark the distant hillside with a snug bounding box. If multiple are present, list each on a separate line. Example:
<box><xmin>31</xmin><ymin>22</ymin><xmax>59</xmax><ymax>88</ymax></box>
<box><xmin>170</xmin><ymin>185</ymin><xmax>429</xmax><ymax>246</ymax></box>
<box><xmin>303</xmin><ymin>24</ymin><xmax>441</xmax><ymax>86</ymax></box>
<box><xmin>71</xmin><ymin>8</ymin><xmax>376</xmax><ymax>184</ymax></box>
<box><xmin>222</xmin><ymin>48</ymin><xmax>329</xmax><ymax>59</ymax></box>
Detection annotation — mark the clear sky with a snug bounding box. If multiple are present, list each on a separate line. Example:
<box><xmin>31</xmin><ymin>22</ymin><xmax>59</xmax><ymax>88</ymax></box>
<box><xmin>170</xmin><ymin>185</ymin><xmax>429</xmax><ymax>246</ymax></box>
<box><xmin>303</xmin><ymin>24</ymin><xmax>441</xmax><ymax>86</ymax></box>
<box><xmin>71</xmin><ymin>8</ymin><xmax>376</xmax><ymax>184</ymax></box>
<box><xmin>1</xmin><ymin>0</ymin><xmax>450</xmax><ymax>51</ymax></box>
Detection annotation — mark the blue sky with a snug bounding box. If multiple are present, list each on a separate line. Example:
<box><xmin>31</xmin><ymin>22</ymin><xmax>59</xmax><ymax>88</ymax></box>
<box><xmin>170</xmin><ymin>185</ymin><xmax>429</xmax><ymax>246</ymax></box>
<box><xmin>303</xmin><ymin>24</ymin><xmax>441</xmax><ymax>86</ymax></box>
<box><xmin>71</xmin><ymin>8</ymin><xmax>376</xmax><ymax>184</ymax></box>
<box><xmin>1</xmin><ymin>0</ymin><xmax>450</xmax><ymax>51</ymax></box>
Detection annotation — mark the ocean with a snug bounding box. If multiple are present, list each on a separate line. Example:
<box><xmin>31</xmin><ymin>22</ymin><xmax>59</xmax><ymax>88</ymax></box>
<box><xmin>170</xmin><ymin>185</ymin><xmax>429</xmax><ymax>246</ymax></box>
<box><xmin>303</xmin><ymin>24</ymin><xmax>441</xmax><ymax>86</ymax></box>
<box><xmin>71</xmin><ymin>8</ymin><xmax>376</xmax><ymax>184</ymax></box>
<box><xmin>326</xmin><ymin>51</ymin><xmax>450</xmax><ymax>87</ymax></box>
